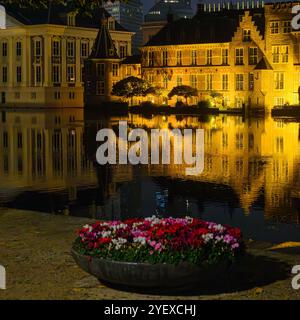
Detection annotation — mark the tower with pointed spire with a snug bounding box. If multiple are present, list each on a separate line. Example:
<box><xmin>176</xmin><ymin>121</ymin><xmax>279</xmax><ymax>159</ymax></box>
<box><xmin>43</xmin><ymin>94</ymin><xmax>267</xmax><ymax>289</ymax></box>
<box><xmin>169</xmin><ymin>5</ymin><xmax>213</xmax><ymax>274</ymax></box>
<box><xmin>84</xmin><ymin>16</ymin><xmax>121</xmax><ymax>106</ymax></box>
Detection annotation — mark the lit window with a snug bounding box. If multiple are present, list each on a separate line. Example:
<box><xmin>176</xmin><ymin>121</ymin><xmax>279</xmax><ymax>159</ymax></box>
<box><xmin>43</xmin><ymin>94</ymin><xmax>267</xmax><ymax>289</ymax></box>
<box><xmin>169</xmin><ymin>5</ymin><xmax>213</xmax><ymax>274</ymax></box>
<box><xmin>222</xmin><ymin>49</ymin><xmax>228</xmax><ymax>65</ymax></box>
<box><xmin>243</xmin><ymin>29</ymin><xmax>251</xmax><ymax>41</ymax></box>
<box><xmin>274</xmin><ymin>72</ymin><xmax>284</xmax><ymax>90</ymax></box>
<box><xmin>249</xmin><ymin>47</ymin><xmax>258</xmax><ymax>65</ymax></box>
<box><xmin>236</xmin><ymin>74</ymin><xmax>244</xmax><ymax>91</ymax></box>
<box><xmin>206</xmin><ymin>49</ymin><xmax>212</xmax><ymax>65</ymax></box>
<box><xmin>222</xmin><ymin>74</ymin><xmax>229</xmax><ymax>91</ymax></box>
<box><xmin>235</xmin><ymin>48</ymin><xmax>244</xmax><ymax>65</ymax></box>
<box><xmin>270</xmin><ymin>21</ymin><xmax>279</xmax><ymax>34</ymax></box>
<box><xmin>67</xmin><ymin>65</ymin><xmax>76</xmax><ymax>83</ymax></box>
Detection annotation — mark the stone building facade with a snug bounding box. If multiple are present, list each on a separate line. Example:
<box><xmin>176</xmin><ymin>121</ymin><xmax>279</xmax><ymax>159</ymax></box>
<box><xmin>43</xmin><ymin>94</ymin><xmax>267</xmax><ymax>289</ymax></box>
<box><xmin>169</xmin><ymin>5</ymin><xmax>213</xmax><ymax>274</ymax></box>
<box><xmin>141</xmin><ymin>2</ymin><xmax>300</xmax><ymax>111</ymax></box>
<box><xmin>0</xmin><ymin>4</ymin><xmax>134</xmax><ymax>107</ymax></box>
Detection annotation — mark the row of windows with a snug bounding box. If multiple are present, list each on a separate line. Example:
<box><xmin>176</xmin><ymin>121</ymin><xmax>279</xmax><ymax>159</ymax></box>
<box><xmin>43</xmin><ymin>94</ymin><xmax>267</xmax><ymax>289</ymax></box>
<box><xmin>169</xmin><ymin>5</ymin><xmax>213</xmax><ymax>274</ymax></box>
<box><xmin>270</xmin><ymin>20</ymin><xmax>292</xmax><ymax>34</ymax></box>
<box><xmin>10</xmin><ymin>91</ymin><xmax>77</xmax><ymax>100</ymax></box>
<box><xmin>96</xmin><ymin>63</ymin><xmax>119</xmax><ymax>78</ymax></box>
<box><xmin>156</xmin><ymin>72</ymin><xmax>285</xmax><ymax>91</ymax></box>
<box><xmin>148</xmin><ymin>47</ymin><xmax>262</xmax><ymax>67</ymax></box>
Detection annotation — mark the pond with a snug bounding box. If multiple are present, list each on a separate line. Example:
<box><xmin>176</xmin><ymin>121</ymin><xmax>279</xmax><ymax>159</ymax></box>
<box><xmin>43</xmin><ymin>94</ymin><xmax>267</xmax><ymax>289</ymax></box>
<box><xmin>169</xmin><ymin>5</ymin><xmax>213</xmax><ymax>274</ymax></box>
<box><xmin>0</xmin><ymin>108</ymin><xmax>300</xmax><ymax>243</ymax></box>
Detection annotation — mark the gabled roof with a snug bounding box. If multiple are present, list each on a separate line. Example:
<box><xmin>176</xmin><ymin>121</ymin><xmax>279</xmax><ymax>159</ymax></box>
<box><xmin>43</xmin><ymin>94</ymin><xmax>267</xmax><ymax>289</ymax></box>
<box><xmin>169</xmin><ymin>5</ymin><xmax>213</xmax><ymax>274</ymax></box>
<box><xmin>1</xmin><ymin>2</ymin><xmax>128</xmax><ymax>31</ymax></box>
<box><xmin>254</xmin><ymin>56</ymin><xmax>273</xmax><ymax>70</ymax></box>
<box><xmin>89</xmin><ymin>17</ymin><xmax>119</xmax><ymax>59</ymax></box>
<box><xmin>145</xmin><ymin>8</ymin><xmax>265</xmax><ymax>47</ymax></box>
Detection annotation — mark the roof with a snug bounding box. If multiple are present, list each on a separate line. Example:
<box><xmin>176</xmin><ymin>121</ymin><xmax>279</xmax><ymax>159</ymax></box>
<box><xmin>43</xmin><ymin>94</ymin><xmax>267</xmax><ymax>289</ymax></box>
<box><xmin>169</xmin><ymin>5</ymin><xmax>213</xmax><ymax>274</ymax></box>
<box><xmin>89</xmin><ymin>17</ymin><xmax>119</xmax><ymax>59</ymax></box>
<box><xmin>254</xmin><ymin>56</ymin><xmax>273</xmax><ymax>70</ymax></box>
<box><xmin>145</xmin><ymin>8</ymin><xmax>265</xmax><ymax>47</ymax></box>
<box><xmin>1</xmin><ymin>2</ymin><xmax>128</xmax><ymax>31</ymax></box>
<box><xmin>122</xmin><ymin>55</ymin><xmax>141</xmax><ymax>65</ymax></box>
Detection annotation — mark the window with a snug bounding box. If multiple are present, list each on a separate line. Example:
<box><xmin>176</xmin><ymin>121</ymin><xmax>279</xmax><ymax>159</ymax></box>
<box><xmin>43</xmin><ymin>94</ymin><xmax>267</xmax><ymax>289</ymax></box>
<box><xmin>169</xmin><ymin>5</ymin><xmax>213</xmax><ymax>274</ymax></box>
<box><xmin>16</xmin><ymin>41</ymin><xmax>22</xmax><ymax>56</ymax></box>
<box><xmin>2</xmin><ymin>42</ymin><xmax>7</xmax><ymax>57</ymax></box>
<box><xmin>222</xmin><ymin>49</ymin><xmax>228</xmax><ymax>65</ymax></box>
<box><xmin>112</xmin><ymin>64</ymin><xmax>119</xmax><ymax>77</ymax></box>
<box><xmin>54</xmin><ymin>92</ymin><xmax>61</xmax><ymax>100</ymax></box>
<box><xmin>282</xmin><ymin>45</ymin><xmax>289</xmax><ymax>63</ymax></box>
<box><xmin>275</xmin><ymin>97</ymin><xmax>285</xmax><ymax>106</ymax></box>
<box><xmin>69</xmin><ymin>92</ymin><xmax>75</xmax><ymax>100</ymax></box>
<box><xmin>177</xmin><ymin>76</ymin><xmax>183</xmax><ymax>86</ymax></box>
<box><xmin>206</xmin><ymin>49</ymin><xmax>212</xmax><ymax>65</ymax></box>
<box><xmin>283</xmin><ymin>21</ymin><xmax>291</xmax><ymax>34</ymax></box>
<box><xmin>16</xmin><ymin>66</ymin><xmax>22</xmax><ymax>83</ymax></box>
<box><xmin>108</xmin><ymin>20</ymin><xmax>115</xmax><ymax>30</ymax></box>
<box><xmin>67</xmin><ymin>41</ymin><xmax>75</xmax><ymax>57</ymax></box>
<box><xmin>249</xmin><ymin>47</ymin><xmax>258</xmax><ymax>65</ymax></box>
<box><xmin>222</xmin><ymin>74</ymin><xmax>229</xmax><ymax>91</ymax></box>
<box><xmin>270</xmin><ymin>21</ymin><xmax>279</xmax><ymax>34</ymax></box>
<box><xmin>235</xmin><ymin>48</ymin><xmax>244</xmax><ymax>65</ymax></box>
<box><xmin>2</xmin><ymin>66</ymin><xmax>7</xmax><ymax>83</ymax></box>
<box><xmin>17</xmin><ymin>132</ymin><xmax>23</xmax><ymax>148</ymax></box>
<box><xmin>126</xmin><ymin>66</ymin><xmax>131</xmax><ymax>76</ymax></box>
<box><xmin>96</xmin><ymin>63</ymin><xmax>105</xmax><ymax>78</ymax></box>
<box><xmin>177</xmin><ymin>51</ymin><xmax>182</xmax><ymax>66</ymax></box>
<box><xmin>191</xmin><ymin>50</ymin><xmax>197</xmax><ymax>65</ymax></box>
<box><xmin>81</xmin><ymin>42</ymin><xmax>89</xmax><ymax>58</ymax></box>
<box><xmin>206</xmin><ymin>74</ymin><xmax>213</xmax><ymax>90</ymax></box>
<box><xmin>120</xmin><ymin>45</ymin><xmax>128</xmax><ymax>59</ymax></box>
<box><xmin>163</xmin><ymin>77</ymin><xmax>168</xmax><ymax>89</ymax></box>
<box><xmin>52</xmin><ymin>65</ymin><xmax>60</xmax><ymax>83</ymax></box>
<box><xmin>149</xmin><ymin>51</ymin><xmax>155</xmax><ymax>67</ymax></box>
<box><xmin>35</xmin><ymin>40</ymin><xmax>41</xmax><ymax>57</ymax></box>
<box><xmin>35</xmin><ymin>65</ymin><xmax>42</xmax><ymax>84</ymax></box>
<box><xmin>243</xmin><ymin>29</ymin><xmax>251</xmax><ymax>41</ymax></box>
<box><xmin>272</xmin><ymin>46</ymin><xmax>280</xmax><ymax>63</ymax></box>
<box><xmin>236</xmin><ymin>74</ymin><xmax>244</xmax><ymax>91</ymax></box>
<box><xmin>162</xmin><ymin>50</ymin><xmax>168</xmax><ymax>66</ymax></box>
<box><xmin>67</xmin><ymin>14</ymin><xmax>76</xmax><ymax>26</ymax></box>
<box><xmin>52</xmin><ymin>40</ymin><xmax>60</xmax><ymax>56</ymax></box>
<box><xmin>249</xmin><ymin>73</ymin><xmax>254</xmax><ymax>91</ymax></box>
<box><xmin>96</xmin><ymin>81</ymin><xmax>105</xmax><ymax>95</ymax></box>
<box><xmin>190</xmin><ymin>75</ymin><xmax>197</xmax><ymax>88</ymax></box>
<box><xmin>274</xmin><ymin>72</ymin><xmax>284</xmax><ymax>90</ymax></box>
<box><xmin>67</xmin><ymin>65</ymin><xmax>75</xmax><ymax>83</ymax></box>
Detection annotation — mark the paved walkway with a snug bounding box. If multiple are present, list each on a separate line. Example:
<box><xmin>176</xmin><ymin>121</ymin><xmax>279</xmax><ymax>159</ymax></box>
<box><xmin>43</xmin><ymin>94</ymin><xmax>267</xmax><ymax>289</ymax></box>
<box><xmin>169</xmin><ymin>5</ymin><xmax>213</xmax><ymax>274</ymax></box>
<box><xmin>0</xmin><ymin>208</ymin><xmax>299</xmax><ymax>300</ymax></box>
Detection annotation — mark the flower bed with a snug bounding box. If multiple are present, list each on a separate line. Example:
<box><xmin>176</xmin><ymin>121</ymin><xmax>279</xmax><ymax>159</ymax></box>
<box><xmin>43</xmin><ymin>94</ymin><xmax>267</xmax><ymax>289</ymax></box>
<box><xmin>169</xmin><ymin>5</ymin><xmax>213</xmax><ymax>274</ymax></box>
<box><xmin>73</xmin><ymin>216</ymin><xmax>244</xmax><ymax>267</ymax></box>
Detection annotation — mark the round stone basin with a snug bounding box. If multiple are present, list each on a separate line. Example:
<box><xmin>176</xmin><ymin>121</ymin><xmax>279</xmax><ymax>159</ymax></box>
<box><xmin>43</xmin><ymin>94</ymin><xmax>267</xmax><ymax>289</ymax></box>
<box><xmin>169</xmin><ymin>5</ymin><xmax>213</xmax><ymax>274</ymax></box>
<box><xmin>71</xmin><ymin>249</ymin><xmax>229</xmax><ymax>289</ymax></box>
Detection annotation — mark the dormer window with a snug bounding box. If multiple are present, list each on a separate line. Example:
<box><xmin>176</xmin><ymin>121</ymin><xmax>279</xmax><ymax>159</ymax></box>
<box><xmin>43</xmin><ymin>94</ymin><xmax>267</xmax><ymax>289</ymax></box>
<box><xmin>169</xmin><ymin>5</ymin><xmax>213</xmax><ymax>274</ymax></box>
<box><xmin>108</xmin><ymin>18</ymin><xmax>115</xmax><ymax>31</ymax></box>
<box><xmin>243</xmin><ymin>29</ymin><xmax>251</xmax><ymax>42</ymax></box>
<box><xmin>67</xmin><ymin>13</ymin><xmax>76</xmax><ymax>27</ymax></box>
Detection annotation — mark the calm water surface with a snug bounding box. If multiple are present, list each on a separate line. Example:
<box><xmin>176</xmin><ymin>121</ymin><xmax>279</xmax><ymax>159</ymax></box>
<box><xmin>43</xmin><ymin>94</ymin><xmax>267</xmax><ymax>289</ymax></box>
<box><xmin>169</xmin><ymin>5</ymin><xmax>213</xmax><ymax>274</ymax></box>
<box><xmin>1</xmin><ymin>108</ymin><xmax>300</xmax><ymax>243</ymax></box>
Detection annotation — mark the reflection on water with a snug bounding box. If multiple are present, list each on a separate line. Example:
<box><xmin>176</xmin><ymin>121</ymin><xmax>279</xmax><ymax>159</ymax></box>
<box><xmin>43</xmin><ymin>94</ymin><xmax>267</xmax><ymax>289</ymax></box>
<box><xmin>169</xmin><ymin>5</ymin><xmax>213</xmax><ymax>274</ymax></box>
<box><xmin>0</xmin><ymin>108</ymin><xmax>300</xmax><ymax>243</ymax></box>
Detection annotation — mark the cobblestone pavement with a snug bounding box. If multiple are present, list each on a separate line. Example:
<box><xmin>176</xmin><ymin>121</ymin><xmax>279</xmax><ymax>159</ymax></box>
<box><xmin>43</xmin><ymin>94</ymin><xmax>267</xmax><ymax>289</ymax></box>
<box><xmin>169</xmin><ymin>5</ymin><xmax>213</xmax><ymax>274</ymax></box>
<box><xmin>0</xmin><ymin>208</ymin><xmax>299</xmax><ymax>300</ymax></box>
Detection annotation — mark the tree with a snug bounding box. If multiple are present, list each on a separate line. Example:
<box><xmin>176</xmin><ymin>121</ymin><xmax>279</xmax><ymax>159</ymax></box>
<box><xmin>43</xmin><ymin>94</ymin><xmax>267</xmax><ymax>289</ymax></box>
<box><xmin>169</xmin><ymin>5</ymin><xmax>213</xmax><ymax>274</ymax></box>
<box><xmin>111</xmin><ymin>76</ymin><xmax>151</xmax><ymax>105</ymax></box>
<box><xmin>0</xmin><ymin>1</ymin><xmax>127</xmax><ymax>13</ymax></box>
<box><xmin>168</xmin><ymin>85</ymin><xmax>198</xmax><ymax>106</ymax></box>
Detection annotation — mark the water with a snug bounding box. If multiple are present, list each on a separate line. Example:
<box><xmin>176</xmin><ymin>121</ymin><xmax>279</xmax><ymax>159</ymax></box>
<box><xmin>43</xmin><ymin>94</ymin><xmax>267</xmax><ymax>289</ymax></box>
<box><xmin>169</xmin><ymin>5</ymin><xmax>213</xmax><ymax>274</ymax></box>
<box><xmin>0</xmin><ymin>108</ymin><xmax>300</xmax><ymax>243</ymax></box>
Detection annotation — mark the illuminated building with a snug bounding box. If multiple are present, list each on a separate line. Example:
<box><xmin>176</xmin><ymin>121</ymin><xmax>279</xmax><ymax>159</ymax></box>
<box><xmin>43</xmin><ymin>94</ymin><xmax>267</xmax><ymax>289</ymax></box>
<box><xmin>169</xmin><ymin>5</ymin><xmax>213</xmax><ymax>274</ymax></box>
<box><xmin>141</xmin><ymin>2</ymin><xmax>300</xmax><ymax>112</ymax></box>
<box><xmin>0</xmin><ymin>3</ymin><xmax>134</xmax><ymax>107</ymax></box>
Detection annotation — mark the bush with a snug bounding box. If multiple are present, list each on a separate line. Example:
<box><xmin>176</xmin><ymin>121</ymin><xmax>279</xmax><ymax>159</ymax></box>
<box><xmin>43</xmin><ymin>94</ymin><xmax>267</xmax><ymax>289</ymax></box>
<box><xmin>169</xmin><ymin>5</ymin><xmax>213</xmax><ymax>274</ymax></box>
<box><xmin>198</xmin><ymin>100</ymin><xmax>211</xmax><ymax>108</ymax></box>
<box><xmin>140</xmin><ymin>101</ymin><xmax>158</xmax><ymax>108</ymax></box>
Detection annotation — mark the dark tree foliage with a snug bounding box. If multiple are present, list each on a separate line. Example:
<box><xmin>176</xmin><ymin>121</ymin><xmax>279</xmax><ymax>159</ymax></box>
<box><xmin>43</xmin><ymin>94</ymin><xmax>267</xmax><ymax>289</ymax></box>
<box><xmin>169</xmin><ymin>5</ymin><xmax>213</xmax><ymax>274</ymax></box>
<box><xmin>168</xmin><ymin>85</ymin><xmax>198</xmax><ymax>106</ymax></box>
<box><xmin>0</xmin><ymin>1</ymin><xmax>128</xmax><ymax>13</ymax></box>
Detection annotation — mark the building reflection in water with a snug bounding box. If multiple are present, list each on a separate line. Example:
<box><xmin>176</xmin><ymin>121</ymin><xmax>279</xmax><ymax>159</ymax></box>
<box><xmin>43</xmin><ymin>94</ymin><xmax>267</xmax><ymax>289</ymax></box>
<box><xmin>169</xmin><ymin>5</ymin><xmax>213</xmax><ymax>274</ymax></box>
<box><xmin>0</xmin><ymin>109</ymin><xmax>300</xmax><ymax>241</ymax></box>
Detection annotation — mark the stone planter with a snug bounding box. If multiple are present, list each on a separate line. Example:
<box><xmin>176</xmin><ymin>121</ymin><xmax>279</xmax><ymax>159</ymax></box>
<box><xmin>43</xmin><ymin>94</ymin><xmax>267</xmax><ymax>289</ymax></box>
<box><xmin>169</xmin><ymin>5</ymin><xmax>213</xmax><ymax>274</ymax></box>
<box><xmin>71</xmin><ymin>249</ymin><xmax>229</xmax><ymax>289</ymax></box>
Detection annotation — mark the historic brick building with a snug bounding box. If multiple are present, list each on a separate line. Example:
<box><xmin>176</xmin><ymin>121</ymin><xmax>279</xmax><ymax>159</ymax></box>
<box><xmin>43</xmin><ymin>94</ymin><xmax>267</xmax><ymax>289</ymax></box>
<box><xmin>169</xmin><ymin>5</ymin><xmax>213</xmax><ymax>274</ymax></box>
<box><xmin>141</xmin><ymin>2</ymin><xmax>300</xmax><ymax>111</ymax></box>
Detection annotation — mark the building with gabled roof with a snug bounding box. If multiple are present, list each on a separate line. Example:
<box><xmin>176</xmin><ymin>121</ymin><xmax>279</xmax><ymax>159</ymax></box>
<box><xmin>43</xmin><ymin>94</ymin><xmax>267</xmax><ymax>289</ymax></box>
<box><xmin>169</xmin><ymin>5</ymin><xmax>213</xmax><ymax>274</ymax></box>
<box><xmin>141</xmin><ymin>1</ymin><xmax>300</xmax><ymax>111</ymax></box>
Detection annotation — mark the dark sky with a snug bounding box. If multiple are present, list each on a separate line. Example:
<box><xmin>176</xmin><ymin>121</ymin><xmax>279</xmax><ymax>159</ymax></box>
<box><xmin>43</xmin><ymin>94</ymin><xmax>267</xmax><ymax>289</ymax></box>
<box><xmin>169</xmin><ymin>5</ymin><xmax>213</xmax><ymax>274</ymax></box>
<box><xmin>142</xmin><ymin>0</ymin><xmax>198</xmax><ymax>14</ymax></box>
